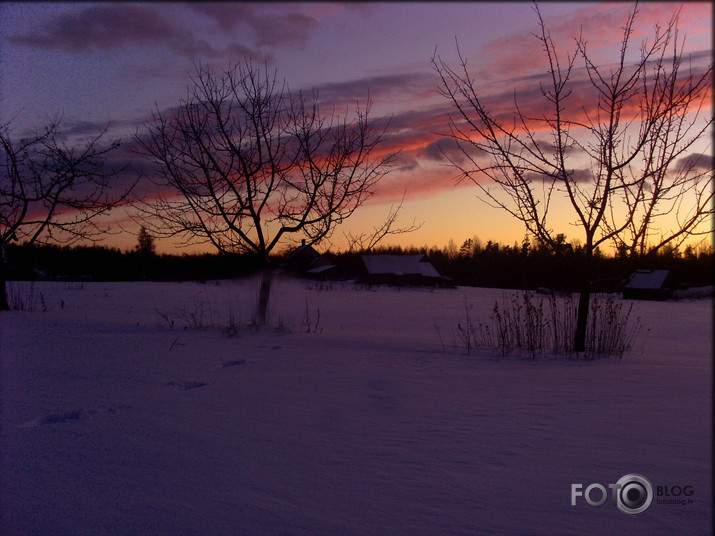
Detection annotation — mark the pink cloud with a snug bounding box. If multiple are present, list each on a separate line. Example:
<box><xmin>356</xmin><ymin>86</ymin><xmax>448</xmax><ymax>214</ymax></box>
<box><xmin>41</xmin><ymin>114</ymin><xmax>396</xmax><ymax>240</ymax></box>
<box><xmin>475</xmin><ymin>3</ymin><xmax>711</xmax><ymax>83</ymax></box>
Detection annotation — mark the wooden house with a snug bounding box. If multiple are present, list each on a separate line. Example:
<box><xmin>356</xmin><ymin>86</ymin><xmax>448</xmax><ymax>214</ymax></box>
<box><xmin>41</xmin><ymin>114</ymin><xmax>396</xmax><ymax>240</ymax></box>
<box><xmin>623</xmin><ymin>269</ymin><xmax>674</xmax><ymax>300</ymax></box>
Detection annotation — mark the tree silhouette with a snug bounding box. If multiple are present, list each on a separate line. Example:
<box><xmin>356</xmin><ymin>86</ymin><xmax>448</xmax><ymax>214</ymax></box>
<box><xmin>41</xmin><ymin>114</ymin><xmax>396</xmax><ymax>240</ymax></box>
<box><xmin>136</xmin><ymin>61</ymin><xmax>394</xmax><ymax>324</ymax></box>
<box><xmin>1</xmin><ymin>118</ymin><xmax>131</xmax><ymax>310</ymax></box>
<box><xmin>136</xmin><ymin>226</ymin><xmax>155</xmax><ymax>255</ymax></box>
<box><xmin>434</xmin><ymin>3</ymin><xmax>713</xmax><ymax>352</ymax></box>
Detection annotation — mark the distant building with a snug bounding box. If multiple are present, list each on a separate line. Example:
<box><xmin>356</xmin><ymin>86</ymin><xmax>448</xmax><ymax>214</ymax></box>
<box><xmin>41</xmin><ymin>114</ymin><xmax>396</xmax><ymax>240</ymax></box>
<box><xmin>283</xmin><ymin>240</ymin><xmax>321</xmax><ymax>272</ymax></box>
<box><xmin>282</xmin><ymin>248</ymin><xmax>453</xmax><ymax>286</ymax></box>
<box><xmin>282</xmin><ymin>240</ymin><xmax>338</xmax><ymax>279</ymax></box>
<box><xmin>623</xmin><ymin>269</ymin><xmax>674</xmax><ymax>300</ymax></box>
<box><xmin>358</xmin><ymin>254</ymin><xmax>453</xmax><ymax>287</ymax></box>
<box><xmin>304</xmin><ymin>262</ymin><xmax>339</xmax><ymax>280</ymax></box>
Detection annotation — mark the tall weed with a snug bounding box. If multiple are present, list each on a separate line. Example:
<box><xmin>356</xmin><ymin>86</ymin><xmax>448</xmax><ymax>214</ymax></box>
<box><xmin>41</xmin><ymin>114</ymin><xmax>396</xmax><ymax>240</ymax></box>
<box><xmin>7</xmin><ymin>281</ymin><xmax>48</xmax><ymax>312</ymax></box>
<box><xmin>460</xmin><ymin>290</ymin><xmax>640</xmax><ymax>360</ymax></box>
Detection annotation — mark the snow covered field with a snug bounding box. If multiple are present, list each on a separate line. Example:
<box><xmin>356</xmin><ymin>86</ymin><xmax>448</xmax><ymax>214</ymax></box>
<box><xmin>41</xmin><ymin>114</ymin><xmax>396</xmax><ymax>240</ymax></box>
<box><xmin>1</xmin><ymin>278</ymin><xmax>711</xmax><ymax>535</ymax></box>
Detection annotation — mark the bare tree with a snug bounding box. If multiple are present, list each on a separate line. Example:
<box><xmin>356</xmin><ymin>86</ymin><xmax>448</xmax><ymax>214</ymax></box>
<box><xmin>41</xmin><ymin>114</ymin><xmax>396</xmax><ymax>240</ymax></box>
<box><xmin>136</xmin><ymin>61</ymin><xmax>394</xmax><ymax>323</ymax></box>
<box><xmin>433</xmin><ymin>3</ymin><xmax>713</xmax><ymax>352</ymax></box>
<box><xmin>0</xmin><ymin>118</ymin><xmax>131</xmax><ymax>310</ymax></box>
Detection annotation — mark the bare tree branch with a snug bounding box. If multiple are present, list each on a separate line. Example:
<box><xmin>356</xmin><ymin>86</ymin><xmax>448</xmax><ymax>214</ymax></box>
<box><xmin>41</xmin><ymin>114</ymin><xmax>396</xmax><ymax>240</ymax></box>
<box><xmin>344</xmin><ymin>192</ymin><xmax>423</xmax><ymax>253</ymax></box>
<box><xmin>135</xmin><ymin>60</ymin><xmax>395</xmax><ymax>259</ymax></box>
<box><xmin>1</xmin><ymin>119</ymin><xmax>133</xmax><ymax>246</ymax></box>
<box><xmin>1</xmin><ymin>117</ymin><xmax>134</xmax><ymax>309</ymax></box>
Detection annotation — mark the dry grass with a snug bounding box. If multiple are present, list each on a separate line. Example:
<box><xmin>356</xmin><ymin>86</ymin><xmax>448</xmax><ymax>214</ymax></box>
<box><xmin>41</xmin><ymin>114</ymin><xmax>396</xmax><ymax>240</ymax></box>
<box><xmin>460</xmin><ymin>290</ymin><xmax>641</xmax><ymax>360</ymax></box>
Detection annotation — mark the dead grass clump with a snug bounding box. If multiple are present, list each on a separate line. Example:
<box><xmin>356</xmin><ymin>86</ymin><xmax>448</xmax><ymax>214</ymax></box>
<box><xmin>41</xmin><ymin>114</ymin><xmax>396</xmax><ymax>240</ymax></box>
<box><xmin>460</xmin><ymin>290</ymin><xmax>640</xmax><ymax>360</ymax></box>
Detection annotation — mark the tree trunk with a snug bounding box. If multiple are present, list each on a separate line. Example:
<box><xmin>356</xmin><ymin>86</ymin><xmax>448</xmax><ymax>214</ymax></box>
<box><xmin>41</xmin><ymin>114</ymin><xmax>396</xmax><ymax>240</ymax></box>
<box><xmin>0</xmin><ymin>279</ymin><xmax>8</xmax><ymax>311</ymax></box>
<box><xmin>574</xmin><ymin>289</ymin><xmax>590</xmax><ymax>352</ymax></box>
<box><xmin>1</xmin><ymin>251</ymin><xmax>9</xmax><ymax>311</ymax></box>
<box><xmin>255</xmin><ymin>265</ymin><xmax>273</xmax><ymax>326</ymax></box>
<box><xmin>573</xmin><ymin>248</ymin><xmax>593</xmax><ymax>353</ymax></box>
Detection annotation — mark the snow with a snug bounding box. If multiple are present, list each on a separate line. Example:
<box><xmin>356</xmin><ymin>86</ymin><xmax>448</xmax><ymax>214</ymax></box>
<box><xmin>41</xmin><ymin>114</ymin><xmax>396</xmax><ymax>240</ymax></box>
<box><xmin>674</xmin><ymin>286</ymin><xmax>714</xmax><ymax>300</ymax></box>
<box><xmin>1</xmin><ymin>278</ymin><xmax>711</xmax><ymax>535</ymax></box>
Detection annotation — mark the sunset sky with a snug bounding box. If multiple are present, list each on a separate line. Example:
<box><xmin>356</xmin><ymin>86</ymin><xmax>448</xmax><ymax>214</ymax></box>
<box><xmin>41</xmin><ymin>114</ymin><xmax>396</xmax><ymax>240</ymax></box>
<box><xmin>1</xmin><ymin>2</ymin><xmax>712</xmax><ymax>254</ymax></box>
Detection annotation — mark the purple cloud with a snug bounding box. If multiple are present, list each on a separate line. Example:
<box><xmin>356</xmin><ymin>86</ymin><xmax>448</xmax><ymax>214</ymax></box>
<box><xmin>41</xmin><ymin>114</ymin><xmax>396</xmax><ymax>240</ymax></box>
<box><xmin>418</xmin><ymin>137</ymin><xmax>486</xmax><ymax>165</ymax></box>
<box><xmin>188</xmin><ymin>4</ymin><xmax>319</xmax><ymax>48</ymax></box>
<box><xmin>10</xmin><ymin>5</ymin><xmax>182</xmax><ymax>52</ymax></box>
<box><xmin>8</xmin><ymin>4</ymin><xmax>266</xmax><ymax>60</ymax></box>
<box><xmin>674</xmin><ymin>153</ymin><xmax>713</xmax><ymax>174</ymax></box>
<box><xmin>313</xmin><ymin>72</ymin><xmax>438</xmax><ymax>108</ymax></box>
<box><xmin>524</xmin><ymin>168</ymin><xmax>592</xmax><ymax>184</ymax></box>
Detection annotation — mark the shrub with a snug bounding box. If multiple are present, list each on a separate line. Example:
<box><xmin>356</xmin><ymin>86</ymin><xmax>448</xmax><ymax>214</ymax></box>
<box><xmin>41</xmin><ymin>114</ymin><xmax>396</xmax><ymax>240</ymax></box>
<box><xmin>7</xmin><ymin>281</ymin><xmax>48</xmax><ymax>312</ymax></box>
<box><xmin>461</xmin><ymin>290</ymin><xmax>640</xmax><ymax>359</ymax></box>
<box><xmin>584</xmin><ymin>295</ymin><xmax>640</xmax><ymax>360</ymax></box>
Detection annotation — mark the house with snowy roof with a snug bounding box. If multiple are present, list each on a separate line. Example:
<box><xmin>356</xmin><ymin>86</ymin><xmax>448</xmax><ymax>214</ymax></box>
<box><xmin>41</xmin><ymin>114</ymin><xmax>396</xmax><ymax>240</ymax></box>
<box><xmin>283</xmin><ymin>240</ymin><xmax>321</xmax><ymax>271</ymax></box>
<box><xmin>282</xmin><ymin>240</ymin><xmax>339</xmax><ymax>279</ymax></box>
<box><xmin>358</xmin><ymin>254</ymin><xmax>453</xmax><ymax>287</ymax></box>
<box><xmin>622</xmin><ymin>269</ymin><xmax>673</xmax><ymax>300</ymax></box>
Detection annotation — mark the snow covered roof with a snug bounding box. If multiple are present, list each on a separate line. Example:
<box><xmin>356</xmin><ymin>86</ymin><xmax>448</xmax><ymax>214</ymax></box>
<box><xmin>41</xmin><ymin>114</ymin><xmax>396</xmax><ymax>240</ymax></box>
<box><xmin>624</xmin><ymin>269</ymin><xmax>671</xmax><ymax>290</ymax></box>
<box><xmin>306</xmin><ymin>264</ymin><xmax>336</xmax><ymax>274</ymax></box>
<box><xmin>361</xmin><ymin>254</ymin><xmax>441</xmax><ymax>278</ymax></box>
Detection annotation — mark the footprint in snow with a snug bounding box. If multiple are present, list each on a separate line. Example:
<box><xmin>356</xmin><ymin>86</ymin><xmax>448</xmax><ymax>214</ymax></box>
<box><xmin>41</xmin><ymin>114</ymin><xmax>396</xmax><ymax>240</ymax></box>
<box><xmin>166</xmin><ymin>380</ymin><xmax>208</xmax><ymax>391</ymax></box>
<box><xmin>17</xmin><ymin>404</ymin><xmax>129</xmax><ymax>429</ymax></box>
<box><xmin>19</xmin><ymin>411</ymin><xmax>85</xmax><ymax>428</ymax></box>
<box><xmin>222</xmin><ymin>359</ymin><xmax>248</xmax><ymax>367</ymax></box>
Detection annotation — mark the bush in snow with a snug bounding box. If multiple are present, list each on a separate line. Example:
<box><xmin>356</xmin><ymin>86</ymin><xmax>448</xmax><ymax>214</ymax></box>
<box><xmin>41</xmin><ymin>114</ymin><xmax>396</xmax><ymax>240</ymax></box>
<box><xmin>461</xmin><ymin>290</ymin><xmax>640</xmax><ymax>360</ymax></box>
<box><xmin>7</xmin><ymin>281</ymin><xmax>47</xmax><ymax>312</ymax></box>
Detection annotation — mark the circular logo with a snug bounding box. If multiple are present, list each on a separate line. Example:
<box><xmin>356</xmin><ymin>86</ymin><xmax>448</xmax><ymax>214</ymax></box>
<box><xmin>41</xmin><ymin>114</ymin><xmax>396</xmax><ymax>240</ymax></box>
<box><xmin>616</xmin><ymin>474</ymin><xmax>653</xmax><ymax>515</ymax></box>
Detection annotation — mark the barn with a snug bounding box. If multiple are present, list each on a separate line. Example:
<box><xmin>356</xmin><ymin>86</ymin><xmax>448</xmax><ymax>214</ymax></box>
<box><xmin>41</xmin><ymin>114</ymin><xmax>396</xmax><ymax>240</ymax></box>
<box><xmin>622</xmin><ymin>269</ymin><xmax>674</xmax><ymax>300</ymax></box>
<box><xmin>359</xmin><ymin>254</ymin><xmax>453</xmax><ymax>287</ymax></box>
<box><xmin>283</xmin><ymin>240</ymin><xmax>321</xmax><ymax>271</ymax></box>
<box><xmin>281</xmin><ymin>240</ymin><xmax>340</xmax><ymax>280</ymax></box>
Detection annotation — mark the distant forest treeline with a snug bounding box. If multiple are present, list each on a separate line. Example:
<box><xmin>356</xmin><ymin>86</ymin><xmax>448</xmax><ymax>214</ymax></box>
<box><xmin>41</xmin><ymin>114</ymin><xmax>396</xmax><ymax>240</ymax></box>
<box><xmin>381</xmin><ymin>239</ymin><xmax>713</xmax><ymax>291</ymax></box>
<box><xmin>4</xmin><ymin>238</ymin><xmax>713</xmax><ymax>292</ymax></box>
